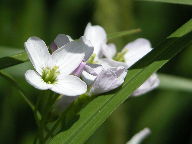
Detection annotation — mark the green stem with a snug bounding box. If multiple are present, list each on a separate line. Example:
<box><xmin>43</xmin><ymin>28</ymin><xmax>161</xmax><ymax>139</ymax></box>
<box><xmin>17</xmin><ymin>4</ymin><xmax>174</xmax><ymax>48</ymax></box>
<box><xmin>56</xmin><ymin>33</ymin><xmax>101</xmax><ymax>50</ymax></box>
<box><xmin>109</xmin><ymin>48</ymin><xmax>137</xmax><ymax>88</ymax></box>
<box><xmin>43</xmin><ymin>94</ymin><xmax>61</xmax><ymax>141</ymax></box>
<box><xmin>34</xmin><ymin>94</ymin><xmax>44</xmax><ymax>144</ymax></box>
<box><xmin>0</xmin><ymin>71</ymin><xmax>34</xmax><ymax>109</ymax></box>
<box><xmin>44</xmin><ymin>114</ymin><xmax>63</xmax><ymax>141</ymax></box>
<box><xmin>38</xmin><ymin>91</ymin><xmax>59</xmax><ymax>143</ymax></box>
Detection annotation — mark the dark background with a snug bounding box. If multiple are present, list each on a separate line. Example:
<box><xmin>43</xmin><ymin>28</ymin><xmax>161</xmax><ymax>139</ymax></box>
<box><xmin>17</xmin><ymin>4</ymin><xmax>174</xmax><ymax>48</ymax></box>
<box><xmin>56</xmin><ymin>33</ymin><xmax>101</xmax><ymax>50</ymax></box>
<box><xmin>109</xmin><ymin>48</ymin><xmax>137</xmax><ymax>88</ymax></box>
<box><xmin>0</xmin><ymin>0</ymin><xmax>192</xmax><ymax>143</ymax></box>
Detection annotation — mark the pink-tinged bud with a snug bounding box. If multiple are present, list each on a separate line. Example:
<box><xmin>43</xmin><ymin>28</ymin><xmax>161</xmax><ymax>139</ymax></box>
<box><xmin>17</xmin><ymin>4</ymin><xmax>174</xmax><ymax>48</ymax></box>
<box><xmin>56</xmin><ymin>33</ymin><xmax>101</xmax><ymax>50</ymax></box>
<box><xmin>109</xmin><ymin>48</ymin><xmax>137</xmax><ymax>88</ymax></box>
<box><xmin>72</xmin><ymin>62</ymin><xmax>86</xmax><ymax>76</ymax></box>
<box><xmin>90</xmin><ymin>66</ymin><xmax>127</xmax><ymax>95</ymax></box>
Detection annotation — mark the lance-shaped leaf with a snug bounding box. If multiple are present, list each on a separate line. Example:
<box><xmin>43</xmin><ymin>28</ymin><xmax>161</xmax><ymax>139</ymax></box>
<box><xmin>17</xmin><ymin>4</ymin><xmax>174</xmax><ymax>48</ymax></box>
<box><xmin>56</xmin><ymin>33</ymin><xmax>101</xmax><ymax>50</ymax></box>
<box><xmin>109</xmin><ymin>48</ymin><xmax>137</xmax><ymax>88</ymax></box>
<box><xmin>108</xmin><ymin>28</ymin><xmax>141</xmax><ymax>40</ymax></box>
<box><xmin>0</xmin><ymin>52</ymin><xmax>28</xmax><ymax>69</ymax></box>
<box><xmin>138</xmin><ymin>0</ymin><xmax>192</xmax><ymax>5</ymax></box>
<box><xmin>48</xmin><ymin>19</ymin><xmax>192</xmax><ymax>144</ymax></box>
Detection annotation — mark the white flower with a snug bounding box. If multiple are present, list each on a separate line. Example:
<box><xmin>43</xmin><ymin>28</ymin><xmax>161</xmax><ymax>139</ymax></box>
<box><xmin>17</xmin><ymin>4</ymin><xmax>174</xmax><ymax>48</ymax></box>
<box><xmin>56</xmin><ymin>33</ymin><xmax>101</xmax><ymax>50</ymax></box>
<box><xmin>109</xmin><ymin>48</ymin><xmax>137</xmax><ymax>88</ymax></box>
<box><xmin>90</xmin><ymin>66</ymin><xmax>127</xmax><ymax>95</ymax></box>
<box><xmin>83</xmin><ymin>23</ymin><xmax>159</xmax><ymax>96</ymax></box>
<box><xmin>84</xmin><ymin>23</ymin><xmax>116</xmax><ymax>60</ymax></box>
<box><xmin>126</xmin><ymin>128</ymin><xmax>151</xmax><ymax>144</ymax></box>
<box><xmin>121</xmin><ymin>38</ymin><xmax>160</xmax><ymax>96</ymax></box>
<box><xmin>24</xmin><ymin>36</ymin><xmax>91</xmax><ymax>96</ymax></box>
<box><xmin>99</xmin><ymin>37</ymin><xmax>159</xmax><ymax>96</ymax></box>
<box><xmin>81</xmin><ymin>64</ymin><xmax>127</xmax><ymax>95</ymax></box>
<box><xmin>82</xmin><ymin>23</ymin><xmax>128</xmax><ymax>95</ymax></box>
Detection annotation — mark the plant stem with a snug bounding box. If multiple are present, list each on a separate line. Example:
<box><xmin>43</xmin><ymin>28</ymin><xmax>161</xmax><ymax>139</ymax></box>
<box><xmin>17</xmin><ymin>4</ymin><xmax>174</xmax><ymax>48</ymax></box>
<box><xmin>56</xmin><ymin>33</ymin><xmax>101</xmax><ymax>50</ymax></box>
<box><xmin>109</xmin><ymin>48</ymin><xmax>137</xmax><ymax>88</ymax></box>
<box><xmin>0</xmin><ymin>71</ymin><xmax>36</xmax><ymax>112</ymax></box>
<box><xmin>36</xmin><ymin>91</ymin><xmax>59</xmax><ymax>143</ymax></box>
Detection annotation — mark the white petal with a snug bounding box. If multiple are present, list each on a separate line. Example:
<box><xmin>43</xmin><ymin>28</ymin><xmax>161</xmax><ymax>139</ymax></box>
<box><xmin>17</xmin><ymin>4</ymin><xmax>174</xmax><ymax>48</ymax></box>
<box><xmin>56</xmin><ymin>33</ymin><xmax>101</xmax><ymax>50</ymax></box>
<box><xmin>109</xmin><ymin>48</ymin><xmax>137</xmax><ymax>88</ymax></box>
<box><xmin>84</xmin><ymin>23</ymin><xmax>107</xmax><ymax>57</ymax></box>
<box><xmin>51</xmin><ymin>75</ymin><xmax>87</xmax><ymax>96</ymax></box>
<box><xmin>54</xmin><ymin>34</ymin><xmax>71</xmax><ymax>48</ymax></box>
<box><xmin>124</xmin><ymin>38</ymin><xmax>152</xmax><ymax>67</ymax></box>
<box><xmin>84</xmin><ymin>64</ymin><xmax>103</xmax><ymax>76</ymax></box>
<box><xmin>66</xmin><ymin>35</ymin><xmax>74</xmax><ymax>42</ymax></box>
<box><xmin>24</xmin><ymin>37</ymin><xmax>52</xmax><ymax>74</ymax></box>
<box><xmin>53</xmin><ymin>36</ymin><xmax>93</xmax><ymax>61</ymax></box>
<box><xmin>91</xmin><ymin>66</ymin><xmax>127</xmax><ymax>95</ymax></box>
<box><xmin>50</xmin><ymin>35</ymin><xmax>73</xmax><ymax>52</ymax></box>
<box><xmin>25</xmin><ymin>70</ymin><xmax>50</xmax><ymax>90</ymax></box>
<box><xmin>102</xmin><ymin>43</ymin><xmax>117</xmax><ymax>59</ymax></box>
<box><xmin>80</xmin><ymin>37</ymin><xmax>94</xmax><ymax>61</ymax></box>
<box><xmin>132</xmin><ymin>73</ymin><xmax>160</xmax><ymax>96</ymax></box>
<box><xmin>52</xmin><ymin>39</ymin><xmax>87</xmax><ymax>75</ymax></box>
<box><xmin>98</xmin><ymin>58</ymin><xmax>129</xmax><ymax>69</ymax></box>
<box><xmin>81</xmin><ymin>70</ymin><xmax>97</xmax><ymax>86</ymax></box>
<box><xmin>126</xmin><ymin>128</ymin><xmax>151</xmax><ymax>144</ymax></box>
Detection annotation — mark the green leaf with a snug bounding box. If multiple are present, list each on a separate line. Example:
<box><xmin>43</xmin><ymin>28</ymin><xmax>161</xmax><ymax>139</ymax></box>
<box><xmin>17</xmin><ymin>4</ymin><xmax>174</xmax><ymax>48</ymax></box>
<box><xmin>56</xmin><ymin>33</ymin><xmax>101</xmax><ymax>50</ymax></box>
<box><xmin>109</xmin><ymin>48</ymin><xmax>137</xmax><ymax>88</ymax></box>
<box><xmin>107</xmin><ymin>28</ymin><xmax>141</xmax><ymax>40</ymax></box>
<box><xmin>0</xmin><ymin>52</ymin><xmax>28</xmax><ymax>70</ymax></box>
<box><xmin>159</xmin><ymin>73</ymin><xmax>192</xmax><ymax>92</ymax></box>
<box><xmin>137</xmin><ymin>0</ymin><xmax>192</xmax><ymax>5</ymax></box>
<box><xmin>49</xmin><ymin>19</ymin><xmax>192</xmax><ymax>144</ymax></box>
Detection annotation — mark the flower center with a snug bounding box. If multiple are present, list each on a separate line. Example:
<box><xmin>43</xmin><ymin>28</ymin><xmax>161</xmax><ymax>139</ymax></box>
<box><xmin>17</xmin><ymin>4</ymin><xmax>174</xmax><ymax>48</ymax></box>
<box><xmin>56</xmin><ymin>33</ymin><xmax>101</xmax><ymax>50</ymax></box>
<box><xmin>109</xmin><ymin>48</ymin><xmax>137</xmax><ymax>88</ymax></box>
<box><xmin>42</xmin><ymin>66</ymin><xmax>60</xmax><ymax>84</ymax></box>
<box><xmin>113</xmin><ymin>49</ymin><xmax>128</xmax><ymax>62</ymax></box>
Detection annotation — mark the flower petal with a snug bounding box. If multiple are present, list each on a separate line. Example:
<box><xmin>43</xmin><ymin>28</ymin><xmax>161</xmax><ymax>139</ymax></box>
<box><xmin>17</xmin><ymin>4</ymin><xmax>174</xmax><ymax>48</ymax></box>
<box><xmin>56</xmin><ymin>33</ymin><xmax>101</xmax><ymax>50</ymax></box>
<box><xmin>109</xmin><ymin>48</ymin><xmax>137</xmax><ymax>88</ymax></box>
<box><xmin>51</xmin><ymin>75</ymin><xmax>87</xmax><ymax>96</ymax></box>
<box><xmin>102</xmin><ymin>43</ymin><xmax>117</xmax><ymax>59</ymax></box>
<box><xmin>84</xmin><ymin>63</ymin><xmax>103</xmax><ymax>75</ymax></box>
<box><xmin>54</xmin><ymin>34</ymin><xmax>71</xmax><ymax>48</ymax></box>
<box><xmin>132</xmin><ymin>73</ymin><xmax>160</xmax><ymax>96</ymax></box>
<box><xmin>126</xmin><ymin>128</ymin><xmax>151</xmax><ymax>144</ymax></box>
<box><xmin>81</xmin><ymin>70</ymin><xmax>97</xmax><ymax>86</ymax></box>
<box><xmin>98</xmin><ymin>58</ymin><xmax>129</xmax><ymax>69</ymax></box>
<box><xmin>24</xmin><ymin>37</ymin><xmax>52</xmax><ymax>74</ymax></box>
<box><xmin>52</xmin><ymin>38</ymin><xmax>87</xmax><ymax>75</ymax></box>
<box><xmin>50</xmin><ymin>34</ymin><xmax>73</xmax><ymax>52</ymax></box>
<box><xmin>25</xmin><ymin>70</ymin><xmax>50</xmax><ymax>90</ymax></box>
<box><xmin>72</xmin><ymin>61</ymin><xmax>86</xmax><ymax>76</ymax></box>
<box><xmin>84</xmin><ymin>23</ymin><xmax>107</xmax><ymax>57</ymax></box>
<box><xmin>81</xmin><ymin>37</ymin><xmax>94</xmax><ymax>61</ymax></box>
<box><xmin>90</xmin><ymin>66</ymin><xmax>127</xmax><ymax>95</ymax></box>
<box><xmin>124</xmin><ymin>38</ymin><xmax>152</xmax><ymax>67</ymax></box>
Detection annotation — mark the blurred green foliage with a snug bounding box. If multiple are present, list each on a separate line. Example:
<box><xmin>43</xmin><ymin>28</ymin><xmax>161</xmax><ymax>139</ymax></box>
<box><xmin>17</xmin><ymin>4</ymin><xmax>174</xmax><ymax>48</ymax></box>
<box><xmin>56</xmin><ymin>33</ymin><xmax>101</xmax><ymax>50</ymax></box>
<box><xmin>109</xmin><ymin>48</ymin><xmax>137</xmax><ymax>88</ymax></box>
<box><xmin>0</xmin><ymin>0</ymin><xmax>191</xmax><ymax>144</ymax></box>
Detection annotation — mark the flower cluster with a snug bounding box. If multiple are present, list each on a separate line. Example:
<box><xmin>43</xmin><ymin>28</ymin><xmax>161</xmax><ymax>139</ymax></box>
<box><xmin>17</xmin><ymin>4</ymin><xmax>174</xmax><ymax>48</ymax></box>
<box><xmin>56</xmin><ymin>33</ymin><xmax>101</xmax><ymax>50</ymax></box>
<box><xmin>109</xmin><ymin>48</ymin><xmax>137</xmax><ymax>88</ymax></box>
<box><xmin>24</xmin><ymin>23</ymin><xmax>159</xmax><ymax>110</ymax></box>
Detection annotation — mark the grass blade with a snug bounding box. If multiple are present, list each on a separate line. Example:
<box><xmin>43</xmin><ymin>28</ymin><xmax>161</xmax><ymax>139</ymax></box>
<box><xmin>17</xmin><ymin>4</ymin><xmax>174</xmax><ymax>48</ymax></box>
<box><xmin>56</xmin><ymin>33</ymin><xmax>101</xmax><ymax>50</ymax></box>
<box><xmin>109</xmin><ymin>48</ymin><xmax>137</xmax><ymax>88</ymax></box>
<box><xmin>107</xmin><ymin>28</ymin><xmax>141</xmax><ymax>40</ymax></box>
<box><xmin>0</xmin><ymin>52</ymin><xmax>28</xmax><ymax>69</ymax></box>
<box><xmin>137</xmin><ymin>0</ymin><xmax>192</xmax><ymax>5</ymax></box>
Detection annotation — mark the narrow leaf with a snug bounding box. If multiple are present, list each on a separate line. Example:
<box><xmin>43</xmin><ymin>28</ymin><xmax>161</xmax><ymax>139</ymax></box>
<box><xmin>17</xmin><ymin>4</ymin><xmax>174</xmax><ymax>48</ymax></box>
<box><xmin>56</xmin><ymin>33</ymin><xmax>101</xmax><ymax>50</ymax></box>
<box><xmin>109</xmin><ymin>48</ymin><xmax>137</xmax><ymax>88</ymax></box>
<box><xmin>49</xmin><ymin>19</ymin><xmax>192</xmax><ymax>144</ymax></box>
<box><xmin>138</xmin><ymin>0</ymin><xmax>192</xmax><ymax>5</ymax></box>
<box><xmin>108</xmin><ymin>28</ymin><xmax>141</xmax><ymax>40</ymax></box>
<box><xmin>0</xmin><ymin>52</ymin><xmax>28</xmax><ymax>69</ymax></box>
<box><xmin>159</xmin><ymin>73</ymin><xmax>192</xmax><ymax>92</ymax></box>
